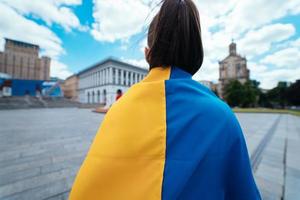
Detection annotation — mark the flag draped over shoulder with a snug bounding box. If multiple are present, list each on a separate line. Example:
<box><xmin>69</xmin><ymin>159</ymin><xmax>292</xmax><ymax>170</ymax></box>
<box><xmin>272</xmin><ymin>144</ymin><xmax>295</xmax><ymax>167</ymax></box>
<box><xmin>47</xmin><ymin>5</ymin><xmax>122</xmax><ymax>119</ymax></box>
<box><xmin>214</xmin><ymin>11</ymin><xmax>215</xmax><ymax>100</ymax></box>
<box><xmin>69</xmin><ymin>66</ymin><xmax>261</xmax><ymax>200</ymax></box>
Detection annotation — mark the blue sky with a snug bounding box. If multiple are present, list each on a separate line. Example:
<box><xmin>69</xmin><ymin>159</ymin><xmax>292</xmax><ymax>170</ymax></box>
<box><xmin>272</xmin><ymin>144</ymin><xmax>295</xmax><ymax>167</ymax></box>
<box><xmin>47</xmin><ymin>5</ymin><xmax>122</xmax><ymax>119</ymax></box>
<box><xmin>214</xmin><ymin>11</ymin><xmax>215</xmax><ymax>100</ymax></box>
<box><xmin>0</xmin><ymin>0</ymin><xmax>300</xmax><ymax>89</ymax></box>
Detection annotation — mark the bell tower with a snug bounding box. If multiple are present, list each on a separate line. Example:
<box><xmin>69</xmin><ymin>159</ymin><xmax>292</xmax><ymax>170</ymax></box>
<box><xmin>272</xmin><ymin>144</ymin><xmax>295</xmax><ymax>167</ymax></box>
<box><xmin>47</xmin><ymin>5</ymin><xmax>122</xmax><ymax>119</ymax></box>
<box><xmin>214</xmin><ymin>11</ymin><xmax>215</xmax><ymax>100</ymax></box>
<box><xmin>229</xmin><ymin>39</ymin><xmax>237</xmax><ymax>56</ymax></box>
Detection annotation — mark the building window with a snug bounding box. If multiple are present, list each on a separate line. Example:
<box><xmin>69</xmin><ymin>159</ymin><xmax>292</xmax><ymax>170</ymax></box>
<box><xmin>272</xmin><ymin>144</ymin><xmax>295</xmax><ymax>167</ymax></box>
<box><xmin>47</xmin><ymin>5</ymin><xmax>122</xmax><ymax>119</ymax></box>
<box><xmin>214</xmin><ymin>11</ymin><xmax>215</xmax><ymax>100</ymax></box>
<box><xmin>118</xmin><ymin>69</ymin><xmax>121</xmax><ymax>85</ymax></box>
<box><xmin>103</xmin><ymin>69</ymin><xmax>106</xmax><ymax>84</ymax></box>
<box><xmin>101</xmin><ymin>70</ymin><xmax>103</xmax><ymax>85</ymax></box>
<box><xmin>123</xmin><ymin>71</ymin><xmax>126</xmax><ymax>85</ymax></box>
<box><xmin>92</xmin><ymin>73</ymin><xmax>94</xmax><ymax>87</ymax></box>
<box><xmin>98</xmin><ymin>71</ymin><xmax>100</xmax><ymax>86</ymax></box>
<box><xmin>97</xmin><ymin>90</ymin><xmax>101</xmax><ymax>103</ymax></box>
<box><xmin>128</xmin><ymin>72</ymin><xmax>131</xmax><ymax>86</ymax></box>
<box><xmin>237</xmin><ymin>64</ymin><xmax>241</xmax><ymax>71</ymax></box>
<box><xmin>113</xmin><ymin>68</ymin><xmax>116</xmax><ymax>84</ymax></box>
<box><xmin>103</xmin><ymin>89</ymin><xmax>107</xmax><ymax>105</ymax></box>
<box><xmin>87</xmin><ymin>92</ymin><xmax>90</xmax><ymax>104</ymax></box>
<box><xmin>133</xmin><ymin>73</ymin><xmax>135</xmax><ymax>84</ymax></box>
<box><xmin>106</xmin><ymin>68</ymin><xmax>109</xmax><ymax>84</ymax></box>
<box><xmin>92</xmin><ymin>91</ymin><xmax>95</xmax><ymax>103</ymax></box>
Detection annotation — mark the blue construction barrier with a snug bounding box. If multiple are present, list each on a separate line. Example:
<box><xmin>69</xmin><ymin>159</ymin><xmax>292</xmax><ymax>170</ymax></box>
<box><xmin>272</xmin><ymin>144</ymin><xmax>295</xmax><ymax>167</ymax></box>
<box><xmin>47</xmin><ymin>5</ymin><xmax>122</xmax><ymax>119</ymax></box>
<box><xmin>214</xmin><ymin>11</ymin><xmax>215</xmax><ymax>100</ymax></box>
<box><xmin>0</xmin><ymin>78</ymin><xmax>63</xmax><ymax>97</ymax></box>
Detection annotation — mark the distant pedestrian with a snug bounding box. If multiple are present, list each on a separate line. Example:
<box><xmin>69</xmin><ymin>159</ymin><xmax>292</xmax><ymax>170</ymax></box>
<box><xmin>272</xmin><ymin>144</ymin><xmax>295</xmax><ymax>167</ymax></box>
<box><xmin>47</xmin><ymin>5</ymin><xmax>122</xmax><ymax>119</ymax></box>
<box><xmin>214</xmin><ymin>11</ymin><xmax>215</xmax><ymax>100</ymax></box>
<box><xmin>69</xmin><ymin>0</ymin><xmax>261</xmax><ymax>199</ymax></box>
<box><xmin>115</xmin><ymin>89</ymin><xmax>122</xmax><ymax>101</ymax></box>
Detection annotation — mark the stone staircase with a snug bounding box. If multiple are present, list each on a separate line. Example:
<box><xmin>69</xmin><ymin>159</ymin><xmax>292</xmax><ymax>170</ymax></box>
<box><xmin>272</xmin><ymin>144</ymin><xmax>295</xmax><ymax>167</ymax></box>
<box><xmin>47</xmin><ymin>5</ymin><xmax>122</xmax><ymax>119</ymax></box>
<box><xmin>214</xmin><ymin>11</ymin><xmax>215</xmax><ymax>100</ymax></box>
<box><xmin>0</xmin><ymin>96</ymin><xmax>81</xmax><ymax>110</ymax></box>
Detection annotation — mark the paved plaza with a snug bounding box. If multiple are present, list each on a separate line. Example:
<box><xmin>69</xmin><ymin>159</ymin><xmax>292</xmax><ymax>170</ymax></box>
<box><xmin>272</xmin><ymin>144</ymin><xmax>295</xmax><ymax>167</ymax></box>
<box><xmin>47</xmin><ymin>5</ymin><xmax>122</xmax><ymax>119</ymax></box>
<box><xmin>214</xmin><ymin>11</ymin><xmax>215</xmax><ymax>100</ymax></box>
<box><xmin>0</xmin><ymin>108</ymin><xmax>299</xmax><ymax>200</ymax></box>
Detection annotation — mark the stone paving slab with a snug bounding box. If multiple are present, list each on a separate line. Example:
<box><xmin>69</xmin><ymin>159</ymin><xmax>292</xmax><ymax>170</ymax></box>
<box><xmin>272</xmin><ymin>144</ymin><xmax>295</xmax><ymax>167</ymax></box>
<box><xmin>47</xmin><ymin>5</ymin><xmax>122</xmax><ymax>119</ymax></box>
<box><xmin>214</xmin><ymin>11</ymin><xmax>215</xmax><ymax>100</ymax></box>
<box><xmin>0</xmin><ymin>109</ymin><xmax>299</xmax><ymax>200</ymax></box>
<box><xmin>234</xmin><ymin>113</ymin><xmax>300</xmax><ymax>200</ymax></box>
<box><xmin>284</xmin><ymin>115</ymin><xmax>300</xmax><ymax>200</ymax></box>
<box><xmin>253</xmin><ymin>115</ymin><xmax>286</xmax><ymax>200</ymax></box>
<box><xmin>0</xmin><ymin>108</ymin><xmax>103</xmax><ymax>200</ymax></box>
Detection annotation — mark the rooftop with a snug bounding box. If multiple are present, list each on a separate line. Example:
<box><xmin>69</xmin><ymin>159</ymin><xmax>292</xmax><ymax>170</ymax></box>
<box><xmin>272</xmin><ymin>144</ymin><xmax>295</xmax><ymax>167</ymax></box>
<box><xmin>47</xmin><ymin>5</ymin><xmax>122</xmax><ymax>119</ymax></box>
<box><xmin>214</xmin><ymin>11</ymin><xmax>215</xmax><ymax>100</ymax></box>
<box><xmin>5</xmin><ymin>38</ymin><xmax>39</xmax><ymax>49</ymax></box>
<box><xmin>77</xmin><ymin>57</ymin><xmax>148</xmax><ymax>76</ymax></box>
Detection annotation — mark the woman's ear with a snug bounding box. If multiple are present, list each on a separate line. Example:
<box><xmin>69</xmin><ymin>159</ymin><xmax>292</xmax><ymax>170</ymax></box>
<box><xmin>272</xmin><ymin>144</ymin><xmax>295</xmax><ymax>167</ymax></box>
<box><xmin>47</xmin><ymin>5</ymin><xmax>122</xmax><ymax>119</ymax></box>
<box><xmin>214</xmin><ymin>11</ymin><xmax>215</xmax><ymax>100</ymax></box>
<box><xmin>144</xmin><ymin>47</ymin><xmax>150</xmax><ymax>64</ymax></box>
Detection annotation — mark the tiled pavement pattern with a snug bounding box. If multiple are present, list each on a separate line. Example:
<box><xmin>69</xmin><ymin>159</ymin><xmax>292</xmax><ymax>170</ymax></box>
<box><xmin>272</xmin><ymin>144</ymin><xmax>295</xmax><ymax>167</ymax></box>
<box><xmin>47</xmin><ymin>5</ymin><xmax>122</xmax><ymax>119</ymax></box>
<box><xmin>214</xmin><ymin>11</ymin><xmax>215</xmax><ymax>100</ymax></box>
<box><xmin>0</xmin><ymin>108</ymin><xmax>299</xmax><ymax>200</ymax></box>
<box><xmin>237</xmin><ymin>113</ymin><xmax>300</xmax><ymax>200</ymax></box>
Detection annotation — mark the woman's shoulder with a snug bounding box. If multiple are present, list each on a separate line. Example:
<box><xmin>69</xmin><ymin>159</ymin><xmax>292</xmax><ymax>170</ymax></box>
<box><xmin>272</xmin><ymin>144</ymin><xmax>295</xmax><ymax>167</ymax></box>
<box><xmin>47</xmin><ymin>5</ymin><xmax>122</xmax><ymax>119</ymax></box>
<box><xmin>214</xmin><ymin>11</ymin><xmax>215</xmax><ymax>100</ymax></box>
<box><xmin>165</xmin><ymin>79</ymin><xmax>231</xmax><ymax>114</ymax></box>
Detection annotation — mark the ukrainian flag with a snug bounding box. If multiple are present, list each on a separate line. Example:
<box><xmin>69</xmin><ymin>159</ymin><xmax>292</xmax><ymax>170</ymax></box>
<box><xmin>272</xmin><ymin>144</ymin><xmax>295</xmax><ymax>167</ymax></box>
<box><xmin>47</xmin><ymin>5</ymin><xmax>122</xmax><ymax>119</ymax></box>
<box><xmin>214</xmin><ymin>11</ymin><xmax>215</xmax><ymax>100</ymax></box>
<box><xmin>69</xmin><ymin>66</ymin><xmax>261</xmax><ymax>200</ymax></box>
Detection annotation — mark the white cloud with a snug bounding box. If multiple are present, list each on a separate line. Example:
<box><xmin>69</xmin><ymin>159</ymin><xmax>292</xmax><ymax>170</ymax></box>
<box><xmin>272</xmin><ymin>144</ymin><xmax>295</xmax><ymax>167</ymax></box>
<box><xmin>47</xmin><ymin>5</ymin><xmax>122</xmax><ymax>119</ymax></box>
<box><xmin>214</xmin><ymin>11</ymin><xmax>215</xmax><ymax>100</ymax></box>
<box><xmin>1</xmin><ymin>0</ymin><xmax>83</xmax><ymax>31</ymax></box>
<box><xmin>0</xmin><ymin>2</ymin><xmax>73</xmax><ymax>79</ymax></box>
<box><xmin>202</xmin><ymin>30</ymin><xmax>232</xmax><ymax>62</ymax></box>
<box><xmin>2</xmin><ymin>0</ymin><xmax>298</xmax><ymax>85</ymax></box>
<box><xmin>247</xmin><ymin>46</ymin><xmax>300</xmax><ymax>89</ymax></box>
<box><xmin>192</xmin><ymin>0</ymin><xmax>300</xmax><ymax>88</ymax></box>
<box><xmin>91</xmin><ymin>0</ymin><xmax>300</xmax><ymax>88</ymax></box>
<box><xmin>292</xmin><ymin>38</ymin><xmax>300</xmax><ymax>48</ymax></box>
<box><xmin>238</xmin><ymin>23</ymin><xmax>296</xmax><ymax>58</ymax></box>
<box><xmin>196</xmin><ymin>0</ymin><xmax>237</xmax><ymax>19</ymax></box>
<box><xmin>288</xmin><ymin>0</ymin><xmax>300</xmax><ymax>15</ymax></box>
<box><xmin>119</xmin><ymin>0</ymin><xmax>300</xmax><ymax>89</ymax></box>
<box><xmin>193</xmin><ymin>58</ymin><xmax>219</xmax><ymax>82</ymax></box>
<box><xmin>248</xmin><ymin>62</ymin><xmax>300</xmax><ymax>89</ymax></box>
<box><xmin>261</xmin><ymin>47</ymin><xmax>300</xmax><ymax>68</ymax></box>
<box><xmin>53</xmin><ymin>0</ymin><xmax>81</xmax><ymax>6</ymax></box>
<box><xmin>224</xmin><ymin>0</ymin><xmax>300</xmax><ymax>36</ymax></box>
<box><xmin>121</xmin><ymin>57</ymin><xmax>149</xmax><ymax>69</ymax></box>
<box><xmin>138</xmin><ymin>37</ymin><xmax>147</xmax><ymax>53</ymax></box>
<box><xmin>0</xmin><ymin>3</ymin><xmax>64</xmax><ymax>58</ymax></box>
<box><xmin>91</xmin><ymin>0</ymin><xmax>150</xmax><ymax>42</ymax></box>
<box><xmin>50</xmin><ymin>60</ymin><xmax>73</xmax><ymax>79</ymax></box>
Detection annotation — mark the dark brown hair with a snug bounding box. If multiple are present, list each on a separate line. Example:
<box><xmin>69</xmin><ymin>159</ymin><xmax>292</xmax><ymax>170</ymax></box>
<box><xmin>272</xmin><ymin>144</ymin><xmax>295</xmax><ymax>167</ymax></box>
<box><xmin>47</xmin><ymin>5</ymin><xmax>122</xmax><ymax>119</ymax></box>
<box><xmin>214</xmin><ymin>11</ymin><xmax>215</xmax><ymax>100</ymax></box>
<box><xmin>147</xmin><ymin>0</ymin><xmax>204</xmax><ymax>75</ymax></box>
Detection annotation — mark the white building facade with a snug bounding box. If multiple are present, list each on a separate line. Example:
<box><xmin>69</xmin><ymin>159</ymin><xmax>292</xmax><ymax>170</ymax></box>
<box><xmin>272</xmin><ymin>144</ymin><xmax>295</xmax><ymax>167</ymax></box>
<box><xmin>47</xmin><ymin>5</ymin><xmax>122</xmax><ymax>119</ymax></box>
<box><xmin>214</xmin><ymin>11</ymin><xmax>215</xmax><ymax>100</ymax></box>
<box><xmin>78</xmin><ymin>58</ymin><xmax>148</xmax><ymax>106</ymax></box>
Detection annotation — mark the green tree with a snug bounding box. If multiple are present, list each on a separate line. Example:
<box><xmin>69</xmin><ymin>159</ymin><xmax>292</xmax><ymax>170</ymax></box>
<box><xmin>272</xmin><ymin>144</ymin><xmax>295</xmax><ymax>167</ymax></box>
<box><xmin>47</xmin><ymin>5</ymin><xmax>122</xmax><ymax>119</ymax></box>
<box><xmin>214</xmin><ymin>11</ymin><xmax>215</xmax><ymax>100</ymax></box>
<box><xmin>224</xmin><ymin>80</ymin><xmax>244</xmax><ymax>107</ymax></box>
<box><xmin>242</xmin><ymin>80</ymin><xmax>260</xmax><ymax>107</ymax></box>
<box><xmin>267</xmin><ymin>81</ymin><xmax>288</xmax><ymax>108</ymax></box>
<box><xmin>224</xmin><ymin>79</ymin><xmax>261</xmax><ymax>108</ymax></box>
<box><xmin>258</xmin><ymin>91</ymin><xmax>272</xmax><ymax>108</ymax></box>
<box><xmin>286</xmin><ymin>80</ymin><xmax>300</xmax><ymax>106</ymax></box>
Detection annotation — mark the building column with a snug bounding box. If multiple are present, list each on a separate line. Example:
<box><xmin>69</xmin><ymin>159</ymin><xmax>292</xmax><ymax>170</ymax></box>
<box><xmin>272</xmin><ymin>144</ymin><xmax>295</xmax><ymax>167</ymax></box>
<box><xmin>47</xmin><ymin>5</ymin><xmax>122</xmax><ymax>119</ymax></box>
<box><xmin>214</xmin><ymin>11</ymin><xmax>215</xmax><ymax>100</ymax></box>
<box><xmin>95</xmin><ymin>72</ymin><xmax>97</xmax><ymax>86</ymax></box>
<box><xmin>106</xmin><ymin>68</ymin><xmax>109</xmax><ymax>84</ymax></box>
<box><xmin>102</xmin><ymin>70</ymin><xmax>104</xmax><ymax>85</ymax></box>
<box><xmin>126</xmin><ymin>71</ymin><xmax>129</xmax><ymax>86</ymax></box>
<box><xmin>92</xmin><ymin>73</ymin><xmax>94</xmax><ymax>87</ymax></box>
<box><xmin>99</xmin><ymin>71</ymin><xmax>101</xmax><ymax>86</ymax></box>
<box><xmin>123</xmin><ymin>70</ymin><xmax>127</xmax><ymax>86</ymax></box>
<box><xmin>93</xmin><ymin>73</ymin><xmax>95</xmax><ymax>87</ymax></box>
<box><xmin>89</xmin><ymin>74</ymin><xmax>91</xmax><ymax>88</ymax></box>
<box><xmin>96</xmin><ymin>72</ymin><xmax>98</xmax><ymax>86</ymax></box>
<box><xmin>109</xmin><ymin>67</ymin><xmax>113</xmax><ymax>84</ymax></box>
<box><xmin>104</xmin><ymin>69</ymin><xmax>106</xmax><ymax>84</ymax></box>
<box><xmin>101</xmin><ymin>70</ymin><xmax>103</xmax><ymax>85</ymax></box>
<box><xmin>102</xmin><ymin>70</ymin><xmax>105</xmax><ymax>85</ymax></box>
<box><xmin>117</xmin><ymin>69</ymin><xmax>120</xmax><ymax>85</ymax></box>
<box><xmin>131</xmin><ymin>72</ymin><xmax>134</xmax><ymax>85</ymax></box>
<box><xmin>119</xmin><ymin>69</ymin><xmax>124</xmax><ymax>85</ymax></box>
